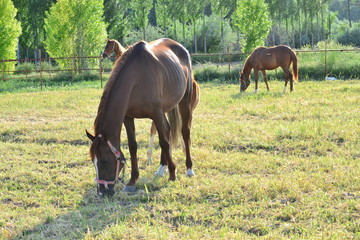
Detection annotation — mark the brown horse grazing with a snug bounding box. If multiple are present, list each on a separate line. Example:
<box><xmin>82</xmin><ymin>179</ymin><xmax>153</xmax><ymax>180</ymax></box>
<box><xmin>240</xmin><ymin>45</ymin><xmax>298</xmax><ymax>93</ymax></box>
<box><xmin>101</xmin><ymin>39</ymin><xmax>126</xmax><ymax>59</ymax></box>
<box><xmin>86</xmin><ymin>38</ymin><xmax>197</xmax><ymax>196</ymax></box>
<box><xmin>101</xmin><ymin>39</ymin><xmax>200</xmax><ymax>167</ymax></box>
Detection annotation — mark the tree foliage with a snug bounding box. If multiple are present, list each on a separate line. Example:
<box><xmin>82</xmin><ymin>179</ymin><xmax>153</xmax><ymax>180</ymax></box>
<box><xmin>44</xmin><ymin>0</ymin><xmax>107</xmax><ymax>70</ymax></box>
<box><xmin>13</xmin><ymin>0</ymin><xmax>55</xmax><ymax>58</ymax></box>
<box><xmin>0</xmin><ymin>0</ymin><xmax>22</xmax><ymax>71</ymax></box>
<box><xmin>130</xmin><ymin>0</ymin><xmax>153</xmax><ymax>40</ymax></box>
<box><xmin>104</xmin><ymin>0</ymin><xmax>132</xmax><ymax>42</ymax></box>
<box><xmin>232</xmin><ymin>0</ymin><xmax>271</xmax><ymax>53</ymax></box>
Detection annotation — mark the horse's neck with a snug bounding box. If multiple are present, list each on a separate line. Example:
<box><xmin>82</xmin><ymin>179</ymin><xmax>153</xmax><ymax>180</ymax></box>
<box><xmin>96</xmin><ymin>76</ymin><xmax>133</xmax><ymax>142</ymax></box>
<box><xmin>114</xmin><ymin>43</ymin><xmax>124</xmax><ymax>59</ymax></box>
<box><xmin>242</xmin><ymin>59</ymin><xmax>253</xmax><ymax>76</ymax></box>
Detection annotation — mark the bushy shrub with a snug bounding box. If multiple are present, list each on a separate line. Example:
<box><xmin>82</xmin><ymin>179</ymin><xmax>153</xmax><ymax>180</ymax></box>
<box><xmin>15</xmin><ymin>62</ymin><xmax>36</xmax><ymax>75</ymax></box>
<box><xmin>337</xmin><ymin>27</ymin><xmax>360</xmax><ymax>47</ymax></box>
<box><xmin>40</xmin><ymin>61</ymin><xmax>60</xmax><ymax>72</ymax></box>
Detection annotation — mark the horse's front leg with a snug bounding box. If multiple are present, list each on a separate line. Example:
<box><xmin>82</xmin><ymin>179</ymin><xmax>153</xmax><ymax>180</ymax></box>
<box><xmin>261</xmin><ymin>70</ymin><xmax>270</xmax><ymax>92</ymax></box>
<box><xmin>254</xmin><ymin>69</ymin><xmax>259</xmax><ymax>93</ymax></box>
<box><xmin>123</xmin><ymin>116</ymin><xmax>139</xmax><ymax>192</ymax></box>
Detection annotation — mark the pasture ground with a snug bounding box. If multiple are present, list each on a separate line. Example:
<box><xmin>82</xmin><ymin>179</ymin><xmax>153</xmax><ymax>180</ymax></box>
<box><xmin>0</xmin><ymin>80</ymin><xmax>359</xmax><ymax>239</ymax></box>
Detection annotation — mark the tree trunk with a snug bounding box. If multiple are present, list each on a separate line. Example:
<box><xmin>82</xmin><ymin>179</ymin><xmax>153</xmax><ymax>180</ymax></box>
<box><xmin>347</xmin><ymin>0</ymin><xmax>352</xmax><ymax>27</ymax></box>
<box><xmin>183</xmin><ymin>21</ymin><xmax>186</xmax><ymax>47</ymax></box>
<box><xmin>220</xmin><ymin>10</ymin><xmax>225</xmax><ymax>53</ymax></box>
<box><xmin>193</xmin><ymin>19</ymin><xmax>197</xmax><ymax>53</ymax></box>
<box><xmin>203</xmin><ymin>15</ymin><xmax>207</xmax><ymax>53</ymax></box>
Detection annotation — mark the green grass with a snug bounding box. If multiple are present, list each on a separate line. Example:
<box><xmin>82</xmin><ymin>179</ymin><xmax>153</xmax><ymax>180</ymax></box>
<box><xmin>1</xmin><ymin>80</ymin><xmax>359</xmax><ymax>239</ymax></box>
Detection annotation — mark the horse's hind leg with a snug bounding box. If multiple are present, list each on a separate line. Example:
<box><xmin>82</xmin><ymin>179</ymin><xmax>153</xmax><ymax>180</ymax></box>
<box><xmin>289</xmin><ymin>72</ymin><xmax>294</xmax><ymax>92</ymax></box>
<box><xmin>153</xmin><ymin>112</ymin><xmax>176</xmax><ymax>180</ymax></box>
<box><xmin>179</xmin><ymin>96</ymin><xmax>195</xmax><ymax>177</ymax></box>
<box><xmin>281</xmin><ymin>67</ymin><xmax>293</xmax><ymax>93</ymax></box>
<box><xmin>261</xmin><ymin>70</ymin><xmax>270</xmax><ymax>91</ymax></box>
<box><xmin>147</xmin><ymin>121</ymin><xmax>157</xmax><ymax>165</ymax></box>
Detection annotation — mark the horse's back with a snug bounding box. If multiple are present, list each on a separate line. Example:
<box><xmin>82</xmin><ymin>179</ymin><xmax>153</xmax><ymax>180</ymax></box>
<box><xmin>252</xmin><ymin>45</ymin><xmax>293</xmax><ymax>69</ymax></box>
<box><xmin>150</xmin><ymin>38</ymin><xmax>191</xmax><ymax>67</ymax></box>
<box><xmin>123</xmin><ymin>40</ymin><xmax>190</xmax><ymax>114</ymax></box>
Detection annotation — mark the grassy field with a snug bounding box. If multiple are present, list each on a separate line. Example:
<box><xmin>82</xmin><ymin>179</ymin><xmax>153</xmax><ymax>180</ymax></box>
<box><xmin>0</xmin><ymin>80</ymin><xmax>359</xmax><ymax>239</ymax></box>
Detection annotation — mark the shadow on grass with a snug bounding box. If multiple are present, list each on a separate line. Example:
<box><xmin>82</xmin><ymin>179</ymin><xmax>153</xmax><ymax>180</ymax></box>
<box><xmin>17</xmin><ymin>177</ymin><xmax>165</xmax><ymax>239</ymax></box>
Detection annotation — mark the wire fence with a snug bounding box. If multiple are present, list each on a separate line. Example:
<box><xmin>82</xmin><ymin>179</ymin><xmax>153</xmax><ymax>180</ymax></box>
<box><xmin>1</xmin><ymin>48</ymin><xmax>359</xmax><ymax>90</ymax></box>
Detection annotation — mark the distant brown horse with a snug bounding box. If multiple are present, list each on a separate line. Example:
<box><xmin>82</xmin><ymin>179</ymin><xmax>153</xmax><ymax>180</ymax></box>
<box><xmin>101</xmin><ymin>39</ymin><xmax>200</xmax><ymax>166</ymax></box>
<box><xmin>87</xmin><ymin>38</ymin><xmax>198</xmax><ymax>196</ymax></box>
<box><xmin>240</xmin><ymin>45</ymin><xmax>298</xmax><ymax>93</ymax></box>
<box><xmin>101</xmin><ymin>39</ymin><xmax>126</xmax><ymax>59</ymax></box>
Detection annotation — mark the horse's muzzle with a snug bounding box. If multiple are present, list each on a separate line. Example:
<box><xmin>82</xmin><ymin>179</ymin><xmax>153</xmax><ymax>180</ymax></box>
<box><xmin>98</xmin><ymin>184</ymin><xmax>115</xmax><ymax>197</ymax></box>
<box><xmin>101</xmin><ymin>52</ymin><xmax>108</xmax><ymax>58</ymax></box>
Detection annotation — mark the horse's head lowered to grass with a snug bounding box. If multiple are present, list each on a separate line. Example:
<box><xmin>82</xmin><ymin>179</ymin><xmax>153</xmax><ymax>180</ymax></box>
<box><xmin>86</xmin><ymin>130</ymin><xmax>126</xmax><ymax>197</ymax></box>
<box><xmin>240</xmin><ymin>72</ymin><xmax>250</xmax><ymax>91</ymax></box>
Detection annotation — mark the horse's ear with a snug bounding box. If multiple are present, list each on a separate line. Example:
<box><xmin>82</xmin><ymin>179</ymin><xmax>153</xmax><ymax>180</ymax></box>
<box><xmin>85</xmin><ymin>129</ymin><xmax>95</xmax><ymax>142</ymax></box>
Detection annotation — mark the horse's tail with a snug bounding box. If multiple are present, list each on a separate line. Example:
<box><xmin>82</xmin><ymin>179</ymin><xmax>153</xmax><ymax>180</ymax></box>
<box><xmin>167</xmin><ymin>105</ymin><xmax>182</xmax><ymax>148</ymax></box>
<box><xmin>291</xmin><ymin>50</ymin><xmax>298</xmax><ymax>82</ymax></box>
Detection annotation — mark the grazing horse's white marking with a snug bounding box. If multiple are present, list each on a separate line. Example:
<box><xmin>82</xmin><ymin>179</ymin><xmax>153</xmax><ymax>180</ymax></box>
<box><xmin>93</xmin><ymin>157</ymin><xmax>101</xmax><ymax>193</ymax></box>
<box><xmin>186</xmin><ymin>169</ymin><xmax>195</xmax><ymax>177</ymax></box>
<box><xmin>147</xmin><ymin>134</ymin><xmax>155</xmax><ymax>165</ymax></box>
<box><xmin>283</xmin><ymin>86</ymin><xmax>287</xmax><ymax>93</ymax></box>
<box><xmin>154</xmin><ymin>164</ymin><xmax>167</xmax><ymax>177</ymax></box>
<box><xmin>254</xmin><ymin>89</ymin><xmax>259</xmax><ymax>94</ymax></box>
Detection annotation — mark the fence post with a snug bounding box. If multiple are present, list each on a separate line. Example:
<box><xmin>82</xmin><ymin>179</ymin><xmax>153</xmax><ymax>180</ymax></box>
<box><xmin>2</xmin><ymin>59</ymin><xmax>4</xmax><ymax>81</ymax></box>
<box><xmin>227</xmin><ymin>46</ymin><xmax>231</xmax><ymax>79</ymax></box>
<box><xmin>39</xmin><ymin>49</ymin><xmax>43</xmax><ymax>90</ymax></box>
<box><xmin>324</xmin><ymin>40</ymin><xmax>328</xmax><ymax>77</ymax></box>
<box><xmin>99</xmin><ymin>57</ymin><xmax>103</xmax><ymax>88</ymax></box>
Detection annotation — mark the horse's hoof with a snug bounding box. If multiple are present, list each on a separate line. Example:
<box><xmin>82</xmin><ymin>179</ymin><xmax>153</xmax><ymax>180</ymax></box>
<box><xmin>122</xmin><ymin>185</ymin><xmax>137</xmax><ymax>192</ymax></box>
<box><xmin>186</xmin><ymin>169</ymin><xmax>195</xmax><ymax>177</ymax></box>
<box><xmin>154</xmin><ymin>165</ymin><xmax>167</xmax><ymax>177</ymax></box>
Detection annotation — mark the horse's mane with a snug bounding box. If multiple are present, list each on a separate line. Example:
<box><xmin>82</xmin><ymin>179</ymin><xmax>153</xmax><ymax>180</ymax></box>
<box><xmin>241</xmin><ymin>52</ymin><xmax>254</xmax><ymax>74</ymax></box>
<box><xmin>94</xmin><ymin>41</ymin><xmax>147</xmax><ymax>136</ymax></box>
<box><xmin>110</xmin><ymin>39</ymin><xmax>126</xmax><ymax>55</ymax></box>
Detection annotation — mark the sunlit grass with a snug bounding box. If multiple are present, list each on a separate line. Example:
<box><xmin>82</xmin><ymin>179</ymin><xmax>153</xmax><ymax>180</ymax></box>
<box><xmin>1</xmin><ymin>80</ymin><xmax>359</xmax><ymax>239</ymax></box>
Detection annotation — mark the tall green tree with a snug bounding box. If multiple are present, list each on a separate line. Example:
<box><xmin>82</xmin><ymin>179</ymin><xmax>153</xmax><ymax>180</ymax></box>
<box><xmin>155</xmin><ymin>0</ymin><xmax>171</xmax><ymax>37</ymax></box>
<box><xmin>104</xmin><ymin>0</ymin><xmax>132</xmax><ymax>43</ymax></box>
<box><xmin>44</xmin><ymin>0</ymin><xmax>107</xmax><ymax>71</ymax></box>
<box><xmin>232</xmin><ymin>0</ymin><xmax>271</xmax><ymax>53</ymax></box>
<box><xmin>210</xmin><ymin>0</ymin><xmax>236</xmax><ymax>53</ymax></box>
<box><xmin>131</xmin><ymin>0</ymin><xmax>153</xmax><ymax>40</ymax></box>
<box><xmin>187</xmin><ymin>0</ymin><xmax>204</xmax><ymax>53</ymax></box>
<box><xmin>0</xmin><ymin>0</ymin><xmax>22</xmax><ymax>71</ymax></box>
<box><xmin>174</xmin><ymin>0</ymin><xmax>190</xmax><ymax>47</ymax></box>
<box><xmin>13</xmin><ymin>0</ymin><xmax>55</xmax><ymax>59</ymax></box>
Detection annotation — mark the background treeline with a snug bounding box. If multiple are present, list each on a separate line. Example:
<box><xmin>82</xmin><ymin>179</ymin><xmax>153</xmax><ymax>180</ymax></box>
<box><xmin>11</xmin><ymin>0</ymin><xmax>360</xmax><ymax>60</ymax></box>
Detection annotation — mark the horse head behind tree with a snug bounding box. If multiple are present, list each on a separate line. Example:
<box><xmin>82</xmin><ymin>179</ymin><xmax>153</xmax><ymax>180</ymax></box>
<box><xmin>240</xmin><ymin>45</ymin><xmax>298</xmax><ymax>93</ymax></box>
<box><xmin>87</xmin><ymin>38</ymin><xmax>198</xmax><ymax>197</ymax></box>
